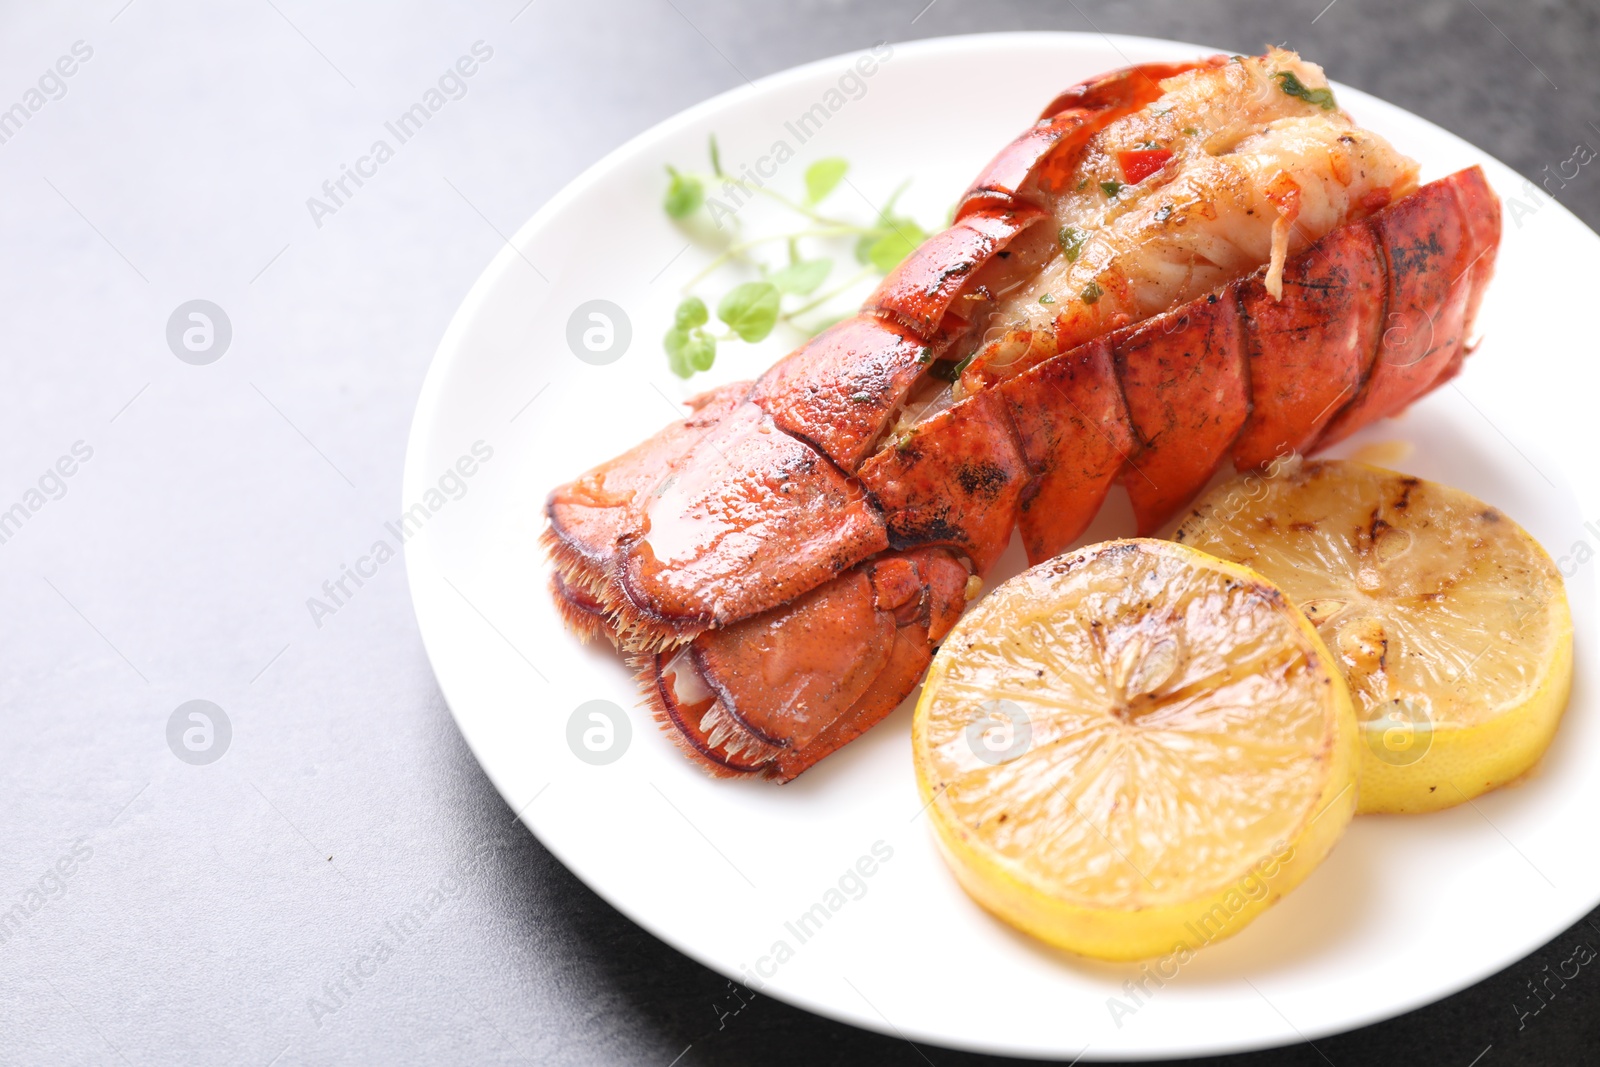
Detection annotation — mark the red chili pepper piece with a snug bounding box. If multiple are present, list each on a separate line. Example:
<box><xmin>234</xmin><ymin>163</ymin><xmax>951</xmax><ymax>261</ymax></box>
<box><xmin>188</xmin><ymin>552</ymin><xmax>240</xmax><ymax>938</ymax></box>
<box><xmin>1117</xmin><ymin>148</ymin><xmax>1173</xmax><ymax>185</ymax></box>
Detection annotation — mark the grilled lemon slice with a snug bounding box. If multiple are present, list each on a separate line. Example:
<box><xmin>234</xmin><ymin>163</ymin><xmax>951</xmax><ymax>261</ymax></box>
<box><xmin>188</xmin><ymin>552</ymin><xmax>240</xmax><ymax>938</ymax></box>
<box><xmin>912</xmin><ymin>539</ymin><xmax>1357</xmax><ymax>961</ymax></box>
<box><xmin>1177</xmin><ymin>460</ymin><xmax>1572</xmax><ymax>815</ymax></box>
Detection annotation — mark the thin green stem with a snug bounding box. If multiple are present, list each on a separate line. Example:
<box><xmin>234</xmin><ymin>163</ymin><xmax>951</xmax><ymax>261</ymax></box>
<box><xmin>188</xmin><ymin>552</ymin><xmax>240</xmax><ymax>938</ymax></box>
<box><xmin>683</xmin><ymin>170</ymin><xmax>854</xmax><ymax>227</ymax></box>
<box><xmin>750</xmin><ymin>184</ymin><xmax>856</xmax><ymax>227</ymax></box>
<box><xmin>680</xmin><ymin>226</ymin><xmax>868</xmax><ymax>291</ymax></box>
<box><xmin>781</xmin><ymin>267</ymin><xmax>874</xmax><ymax>321</ymax></box>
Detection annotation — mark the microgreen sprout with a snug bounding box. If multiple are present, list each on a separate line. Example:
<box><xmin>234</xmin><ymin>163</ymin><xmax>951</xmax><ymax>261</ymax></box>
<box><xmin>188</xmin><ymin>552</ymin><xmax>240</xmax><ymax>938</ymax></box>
<box><xmin>658</xmin><ymin>135</ymin><xmax>931</xmax><ymax>377</ymax></box>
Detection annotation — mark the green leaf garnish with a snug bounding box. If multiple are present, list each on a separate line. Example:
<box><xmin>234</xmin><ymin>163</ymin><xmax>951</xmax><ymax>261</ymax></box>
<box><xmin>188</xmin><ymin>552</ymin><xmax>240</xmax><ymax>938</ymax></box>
<box><xmin>664</xmin><ymin>166</ymin><xmax>703</xmax><ymax>219</ymax></box>
<box><xmin>1039</xmin><ymin>293</ymin><xmax>1055</xmax><ymax>304</ymax></box>
<box><xmin>927</xmin><ymin>353</ymin><xmax>974</xmax><ymax>383</ymax></box>
<box><xmin>1080</xmin><ymin>281</ymin><xmax>1103</xmax><ymax>305</ymax></box>
<box><xmin>674</xmin><ymin>295</ymin><xmax>708</xmax><ymax>330</ymax></box>
<box><xmin>855</xmin><ymin>184</ymin><xmax>927</xmax><ymax>271</ymax></box>
<box><xmin>661</xmin><ymin>134</ymin><xmax>931</xmax><ymax>375</ymax></box>
<box><xmin>717</xmin><ymin>281</ymin><xmax>781</xmax><ymax>342</ymax></box>
<box><xmin>1100</xmin><ymin>180</ymin><xmax>1122</xmax><ymax>198</ymax></box>
<box><xmin>769</xmin><ymin>258</ymin><xmax>832</xmax><ymax>295</ymax></box>
<box><xmin>877</xmin><ymin>180</ymin><xmax>909</xmax><ymax>221</ymax></box>
<box><xmin>665</xmin><ymin>324</ymin><xmax>715</xmax><ymax>376</ymax></box>
<box><xmin>1058</xmin><ymin>225</ymin><xmax>1087</xmax><ymax>262</ymax></box>
<box><xmin>804</xmin><ymin>158</ymin><xmax>848</xmax><ymax>204</ymax></box>
<box><xmin>683</xmin><ymin>330</ymin><xmax>716</xmax><ymax>372</ymax></box>
<box><xmin>864</xmin><ymin>224</ymin><xmax>925</xmax><ymax>273</ymax></box>
<box><xmin>855</xmin><ymin>203</ymin><xmax>929</xmax><ymax>274</ymax></box>
<box><xmin>1275</xmin><ymin>71</ymin><xmax>1337</xmax><ymax>110</ymax></box>
<box><xmin>664</xmin><ymin>327</ymin><xmax>692</xmax><ymax>377</ymax></box>
<box><xmin>853</xmin><ymin>232</ymin><xmax>874</xmax><ymax>265</ymax></box>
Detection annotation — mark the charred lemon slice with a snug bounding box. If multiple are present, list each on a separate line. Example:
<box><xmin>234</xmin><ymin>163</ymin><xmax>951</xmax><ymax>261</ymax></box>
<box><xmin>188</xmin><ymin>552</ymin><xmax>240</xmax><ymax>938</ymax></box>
<box><xmin>912</xmin><ymin>539</ymin><xmax>1357</xmax><ymax>961</ymax></box>
<box><xmin>1178</xmin><ymin>460</ymin><xmax>1572</xmax><ymax>815</ymax></box>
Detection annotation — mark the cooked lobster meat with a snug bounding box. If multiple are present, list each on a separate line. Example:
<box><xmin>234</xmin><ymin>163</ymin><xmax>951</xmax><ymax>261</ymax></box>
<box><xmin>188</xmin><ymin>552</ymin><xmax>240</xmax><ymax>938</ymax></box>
<box><xmin>544</xmin><ymin>49</ymin><xmax>1502</xmax><ymax>780</ymax></box>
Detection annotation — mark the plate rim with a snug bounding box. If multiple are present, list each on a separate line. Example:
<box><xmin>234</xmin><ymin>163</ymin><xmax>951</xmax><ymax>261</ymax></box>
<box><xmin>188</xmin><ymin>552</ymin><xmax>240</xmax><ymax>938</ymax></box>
<box><xmin>402</xmin><ymin>29</ymin><xmax>1596</xmax><ymax>1060</ymax></box>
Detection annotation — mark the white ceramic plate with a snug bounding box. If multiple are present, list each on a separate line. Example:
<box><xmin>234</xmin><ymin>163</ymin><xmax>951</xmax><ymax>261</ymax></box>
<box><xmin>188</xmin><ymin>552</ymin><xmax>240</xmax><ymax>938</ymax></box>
<box><xmin>403</xmin><ymin>32</ymin><xmax>1599</xmax><ymax>1060</ymax></box>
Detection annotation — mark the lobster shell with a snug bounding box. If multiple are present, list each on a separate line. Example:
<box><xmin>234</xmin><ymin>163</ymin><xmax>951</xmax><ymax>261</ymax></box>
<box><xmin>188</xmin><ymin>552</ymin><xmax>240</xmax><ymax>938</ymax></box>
<box><xmin>544</xmin><ymin>59</ymin><xmax>1502</xmax><ymax>780</ymax></box>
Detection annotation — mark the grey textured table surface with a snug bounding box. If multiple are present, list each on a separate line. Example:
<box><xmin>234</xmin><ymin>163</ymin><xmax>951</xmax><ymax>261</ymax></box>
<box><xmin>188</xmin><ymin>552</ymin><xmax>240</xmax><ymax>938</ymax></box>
<box><xmin>4</xmin><ymin>2</ymin><xmax>1598</xmax><ymax>1064</ymax></box>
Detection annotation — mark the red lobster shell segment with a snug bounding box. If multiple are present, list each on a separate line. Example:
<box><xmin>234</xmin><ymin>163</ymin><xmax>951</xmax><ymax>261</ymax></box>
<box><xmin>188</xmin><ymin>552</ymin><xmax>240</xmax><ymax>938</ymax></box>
<box><xmin>749</xmin><ymin>314</ymin><xmax>929</xmax><ymax>473</ymax></box>
<box><xmin>957</xmin><ymin>58</ymin><xmax>1222</xmax><ymax>220</ymax></box>
<box><xmin>1318</xmin><ymin>172</ymin><xmax>1496</xmax><ymax>446</ymax></box>
<box><xmin>545</xmin><ymin>57</ymin><xmax>1502</xmax><ymax>781</ymax></box>
<box><xmin>872</xmin><ymin>58</ymin><xmax>1222</xmax><ymax>345</ymax></box>
<box><xmin>1114</xmin><ymin>293</ymin><xmax>1252</xmax><ymax>535</ymax></box>
<box><xmin>651</xmin><ymin>546</ymin><xmax>968</xmax><ymax>779</ymax></box>
<box><xmin>542</xmin><ymin>59</ymin><xmax>1195</xmax><ymax>648</ymax></box>
<box><xmin>612</xmin><ymin>400</ymin><xmax>888</xmax><ymax>642</ymax></box>
<box><xmin>1229</xmin><ymin>222</ymin><xmax>1382</xmax><ymax>469</ymax></box>
<box><xmin>867</xmin><ymin>206</ymin><xmax>1045</xmax><ymax>341</ymax></box>
<box><xmin>1002</xmin><ymin>340</ymin><xmax>1135</xmax><ymax>563</ymax></box>
<box><xmin>859</xmin><ymin>391</ymin><xmax>1031</xmax><ymax>575</ymax></box>
<box><xmin>546</xmin><ymin>380</ymin><xmax>747</xmax><ymax>646</ymax></box>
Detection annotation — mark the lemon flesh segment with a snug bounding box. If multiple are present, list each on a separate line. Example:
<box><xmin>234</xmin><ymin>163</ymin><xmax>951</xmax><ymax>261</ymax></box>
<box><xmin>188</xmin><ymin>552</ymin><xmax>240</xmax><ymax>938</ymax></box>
<box><xmin>1177</xmin><ymin>460</ymin><xmax>1573</xmax><ymax>815</ymax></box>
<box><xmin>912</xmin><ymin>539</ymin><xmax>1358</xmax><ymax>961</ymax></box>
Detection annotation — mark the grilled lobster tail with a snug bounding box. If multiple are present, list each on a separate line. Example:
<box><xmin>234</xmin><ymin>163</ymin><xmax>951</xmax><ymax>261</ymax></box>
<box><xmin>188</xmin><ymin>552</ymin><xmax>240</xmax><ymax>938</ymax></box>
<box><xmin>544</xmin><ymin>54</ymin><xmax>1502</xmax><ymax>780</ymax></box>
